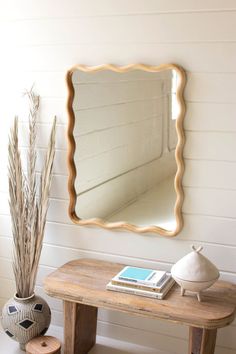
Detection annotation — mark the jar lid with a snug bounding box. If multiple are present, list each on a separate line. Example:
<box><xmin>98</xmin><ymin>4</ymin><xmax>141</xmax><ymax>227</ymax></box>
<box><xmin>25</xmin><ymin>335</ymin><xmax>61</xmax><ymax>354</ymax></box>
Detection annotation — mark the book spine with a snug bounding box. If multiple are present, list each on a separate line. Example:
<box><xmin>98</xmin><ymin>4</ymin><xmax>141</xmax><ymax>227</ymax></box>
<box><xmin>106</xmin><ymin>284</ymin><xmax>163</xmax><ymax>299</ymax></box>
<box><xmin>117</xmin><ymin>276</ymin><xmax>162</xmax><ymax>287</ymax></box>
<box><xmin>118</xmin><ymin>278</ymin><xmax>155</xmax><ymax>286</ymax></box>
<box><xmin>112</xmin><ymin>274</ymin><xmax>170</xmax><ymax>291</ymax></box>
<box><xmin>111</xmin><ymin>280</ymin><xmax>167</xmax><ymax>292</ymax></box>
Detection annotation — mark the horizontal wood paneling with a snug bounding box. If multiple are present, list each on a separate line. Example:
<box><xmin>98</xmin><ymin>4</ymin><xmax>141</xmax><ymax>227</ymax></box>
<box><xmin>98</xmin><ymin>321</ymin><xmax>236</xmax><ymax>353</ymax></box>
<box><xmin>179</xmin><ymin>214</ymin><xmax>236</xmax><ymax>246</ymax></box>
<box><xmin>98</xmin><ymin>320</ymin><xmax>188</xmax><ymax>353</ymax></box>
<box><xmin>183</xmin><ymin>160</ymin><xmax>236</xmax><ymax>190</ymax></box>
<box><xmin>0</xmin><ymin>173</ymin><xmax>69</xmax><ymax>200</ymax></box>
<box><xmin>3</xmin><ymin>159</ymin><xmax>236</xmax><ymax>198</ymax></box>
<box><xmin>73</xmin><ymin>82</ymin><xmax>163</xmax><ymax>110</ymax></box>
<box><xmin>185</xmin><ymin>162</ymin><xmax>236</xmax><ymax>190</ymax></box>
<box><xmin>3</xmin><ymin>188</ymin><xmax>233</xmax><ymax>227</ymax></box>
<box><xmin>74</xmin><ymin>99</ymin><xmax>163</xmax><ymax>136</ymax></box>
<box><xmin>0</xmin><ymin>233</ymin><xmax>236</xmax><ymax>273</ymax></box>
<box><xmin>1</xmin><ymin>0</ymin><xmax>236</xmax><ymax>20</ymax></box>
<box><xmin>3</xmin><ymin>0</ymin><xmax>236</xmax><ymax>20</ymax></box>
<box><xmin>3</xmin><ymin>42</ymin><xmax>236</xmax><ymax>73</ymax></box>
<box><xmin>45</xmin><ymin>188</ymin><xmax>236</xmax><ymax>223</ymax></box>
<box><xmin>185</xmin><ymin>73</ymin><xmax>236</xmax><ymax>103</ymax></box>
<box><xmin>184</xmin><ymin>132</ymin><xmax>236</xmax><ymax>161</ymax></box>
<box><xmin>0</xmin><ymin>123</ymin><xmax>67</xmax><ymax>151</ymax></box>
<box><xmin>0</xmin><ymin>149</ymin><xmax>67</xmax><ymax>175</ymax></box>
<box><xmin>74</xmin><ymin>117</ymin><xmax>162</xmax><ymax>162</ymax></box>
<box><xmin>2</xmin><ymin>12</ymin><xmax>236</xmax><ymax>47</ymax></box>
<box><xmin>183</xmin><ymin>188</ymin><xmax>236</xmax><ymax>218</ymax></box>
<box><xmin>185</xmin><ymin>102</ymin><xmax>236</xmax><ymax>132</ymax></box>
<box><xmin>2</xmin><ymin>211</ymin><xmax>236</xmax><ymax>249</ymax></box>
<box><xmin>1</xmin><ymin>2</ymin><xmax>236</xmax><ymax>353</ymax></box>
<box><xmin>74</xmin><ymin>134</ymin><xmax>163</xmax><ymax>188</ymax></box>
<box><xmin>1</xmin><ymin>71</ymin><xmax>235</xmax><ymax>105</ymax></box>
<box><xmin>2</xmin><ymin>131</ymin><xmax>236</xmax><ymax>179</ymax></box>
<box><xmin>24</xmin><ymin>123</ymin><xmax>66</xmax><ymax>149</ymax></box>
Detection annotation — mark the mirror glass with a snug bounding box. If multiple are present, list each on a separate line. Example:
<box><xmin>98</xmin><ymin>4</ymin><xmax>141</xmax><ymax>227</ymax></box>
<box><xmin>68</xmin><ymin>65</ymin><xmax>185</xmax><ymax>235</ymax></box>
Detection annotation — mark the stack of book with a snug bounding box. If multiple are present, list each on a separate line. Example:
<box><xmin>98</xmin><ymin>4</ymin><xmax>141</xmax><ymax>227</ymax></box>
<box><xmin>106</xmin><ymin>266</ymin><xmax>175</xmax><ymax>299</ymax></box>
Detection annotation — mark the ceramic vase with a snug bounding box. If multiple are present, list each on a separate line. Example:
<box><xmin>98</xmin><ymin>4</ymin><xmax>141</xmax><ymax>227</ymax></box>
<box><xmin>171</xmin><ymin>245</ymin><xmax>220</xmax><ymax>301</ymax></box>
<box><xmin>1</xmin><ymin>293</ymin><xmax>51</xmax><ymax>350</ymax></box>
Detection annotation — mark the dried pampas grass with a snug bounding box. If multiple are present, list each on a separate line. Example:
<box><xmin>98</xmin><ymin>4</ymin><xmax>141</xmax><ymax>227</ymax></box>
<box><xmin>8</xmin><ymin>89</ymin><xmax>56</xmax><ymax>298</ymax></box>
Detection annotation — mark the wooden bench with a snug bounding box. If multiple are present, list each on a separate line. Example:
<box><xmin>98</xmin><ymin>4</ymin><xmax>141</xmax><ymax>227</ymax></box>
<box><xmin>44</xmin><ymin>258</ymin><xmax>236</xmax><ymax>354</ymax></box>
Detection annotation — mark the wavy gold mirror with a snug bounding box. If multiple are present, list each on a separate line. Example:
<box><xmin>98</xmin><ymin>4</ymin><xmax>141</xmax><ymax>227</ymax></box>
<box><xmin>67</xmin><ymin>64</ymin><xmax>186</xmax><ymax>236</ymax></box>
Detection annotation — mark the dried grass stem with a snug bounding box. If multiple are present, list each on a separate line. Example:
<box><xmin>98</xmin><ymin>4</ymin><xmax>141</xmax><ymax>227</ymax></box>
<box><xmin>8</xmin><ymin>90</ymin><xmax>56</xmax><ymax>298</ymax></box>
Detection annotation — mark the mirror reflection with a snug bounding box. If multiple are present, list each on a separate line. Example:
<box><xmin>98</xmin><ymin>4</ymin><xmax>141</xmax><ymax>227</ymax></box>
<box><xmin>70</xmin><ymin>67</ymin><xmax>182</xmax><ymax>232</ymax></box>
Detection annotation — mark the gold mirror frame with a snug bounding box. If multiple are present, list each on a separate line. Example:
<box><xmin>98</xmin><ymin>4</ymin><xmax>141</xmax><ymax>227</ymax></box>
<box><xmin>66</xmin><ymin>64</ymin><xmax>186</xmax><ymax>237</ymax></box>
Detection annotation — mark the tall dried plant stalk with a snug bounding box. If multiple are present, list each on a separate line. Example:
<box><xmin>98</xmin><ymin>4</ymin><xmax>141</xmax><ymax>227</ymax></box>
<box><xmin>8</xmin><ymin>89</ymin><xmax>56</xmax><ymax>298</ymax></box>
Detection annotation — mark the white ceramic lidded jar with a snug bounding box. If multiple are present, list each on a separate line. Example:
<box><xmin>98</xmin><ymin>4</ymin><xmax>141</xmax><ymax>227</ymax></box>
<box><xmin>171</xmin><ymin>245</ymin><xmax>220</xmax><ymax>301</ymax></box>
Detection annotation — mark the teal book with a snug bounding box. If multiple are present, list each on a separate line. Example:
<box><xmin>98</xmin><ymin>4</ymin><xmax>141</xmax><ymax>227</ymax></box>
<box><xmin>114</xmin><ymin>266</ymin><xmax>167</xmax><ymax>287</ymax></box>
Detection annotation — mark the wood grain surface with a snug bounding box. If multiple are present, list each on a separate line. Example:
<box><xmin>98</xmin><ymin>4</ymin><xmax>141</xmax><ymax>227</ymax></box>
<box><xmin>188</xmin><ymin>327</ymin><xmax>217</xmax><ymax>354</ymax></box>
<box><xmin>44</xmin><ymin>258</ymin><xmax>236</xmax><ymax>330</ymax></box>
<box><xmin>25</xmin><ymin>336</ymin><xmax>61</xmax><ymax>354</ymax></box>
<box><xmin>63</xmin><ymin>301</ymin><xmax>97</xmax><ymax>354</ymax></box>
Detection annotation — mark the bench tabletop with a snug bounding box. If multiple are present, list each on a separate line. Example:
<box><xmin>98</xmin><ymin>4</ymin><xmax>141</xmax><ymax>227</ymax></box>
<box><xmin>44</xmin><ymin>258</ymin><xmax>236</xmax><ymax>329</ymax></box>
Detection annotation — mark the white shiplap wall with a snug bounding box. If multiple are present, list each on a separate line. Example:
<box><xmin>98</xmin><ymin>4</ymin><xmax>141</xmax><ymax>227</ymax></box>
<box><xmin>0</xmin><ymin>1</ymin><xmax>236</xmax><ymax>353</ymax></box>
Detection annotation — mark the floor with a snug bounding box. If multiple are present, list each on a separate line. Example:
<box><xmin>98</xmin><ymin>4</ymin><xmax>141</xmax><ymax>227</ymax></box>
<box><xmin>0</xmin><ymin>325</ymin><xmax>169</xmax><ymax>354</ymax></box>
<box><xmin>106</xmin><ymin>175</ymin><xmax>176</xmax><ymax>230</ymax></box>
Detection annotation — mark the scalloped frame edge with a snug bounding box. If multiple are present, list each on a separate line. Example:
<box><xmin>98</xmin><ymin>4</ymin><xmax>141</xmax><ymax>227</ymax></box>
<box><xmin>66</xmin><ymin>63</ymin><xmax>186</xmax><ymax>237</ymax></box>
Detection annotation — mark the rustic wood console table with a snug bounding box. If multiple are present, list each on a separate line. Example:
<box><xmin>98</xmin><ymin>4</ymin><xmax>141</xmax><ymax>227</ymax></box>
<box><xmin>44</xmin><ymin>259</ymin><xmax>236</xmax><ymax>354</ymax></box>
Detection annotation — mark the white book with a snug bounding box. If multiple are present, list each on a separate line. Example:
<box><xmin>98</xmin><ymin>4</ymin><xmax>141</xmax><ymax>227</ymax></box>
<box><xmin>106</xmin><ymin>277</ymin><xmax>175</xmax><ymax>300</ymax></box>
<box><xmin>112</xmin><ymin>273</ymin><xmax>171</xmax><ymax>292</ymax></box>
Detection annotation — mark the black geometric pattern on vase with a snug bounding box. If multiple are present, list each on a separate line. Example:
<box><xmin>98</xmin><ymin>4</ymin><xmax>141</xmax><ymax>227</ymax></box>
<box><xmin>0</xmin><ymin>293</ymin><xmax>51</xmax><ymax>350</ymax></box>
<box><xmin>40</xmin><ymin>327</ymin><xmax>48</xmax><ymax>336</ymax></box>
<box><xmin>5</xmin><ymin>329</ymin><xmax>14</xmax><ymax>338</ymax></box>
<box><xmin>18</xmin><ymin>318</ymin><xmax>35</xmax><ymax>330</ymax></box>
<box><xmin>7</xmin><ymin>305</ymin><xmax>18</xmax><ymax>315</ymax></box>
<box><xmin>33</xmin><ymin>303</ymin><xmax>43</xmax><ymax>312</ymax></box>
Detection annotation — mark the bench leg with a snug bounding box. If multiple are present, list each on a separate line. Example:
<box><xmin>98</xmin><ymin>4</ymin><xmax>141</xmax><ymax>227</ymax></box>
<box><xmin>64</xmin><ymin>301</ymin><xmax>98</xmax><ymax>354</ymax></box>
<box><xmin>189</xmin><ymin>327</ymin><xmax>217</xmax><ymax>354</ymax></box>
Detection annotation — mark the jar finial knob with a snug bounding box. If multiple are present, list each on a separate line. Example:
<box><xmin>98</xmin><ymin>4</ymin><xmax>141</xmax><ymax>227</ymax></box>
<box><xmin>191</xmin><ymin>245</ymin><xmax>203</xmax><ymax>253</ymax></box>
